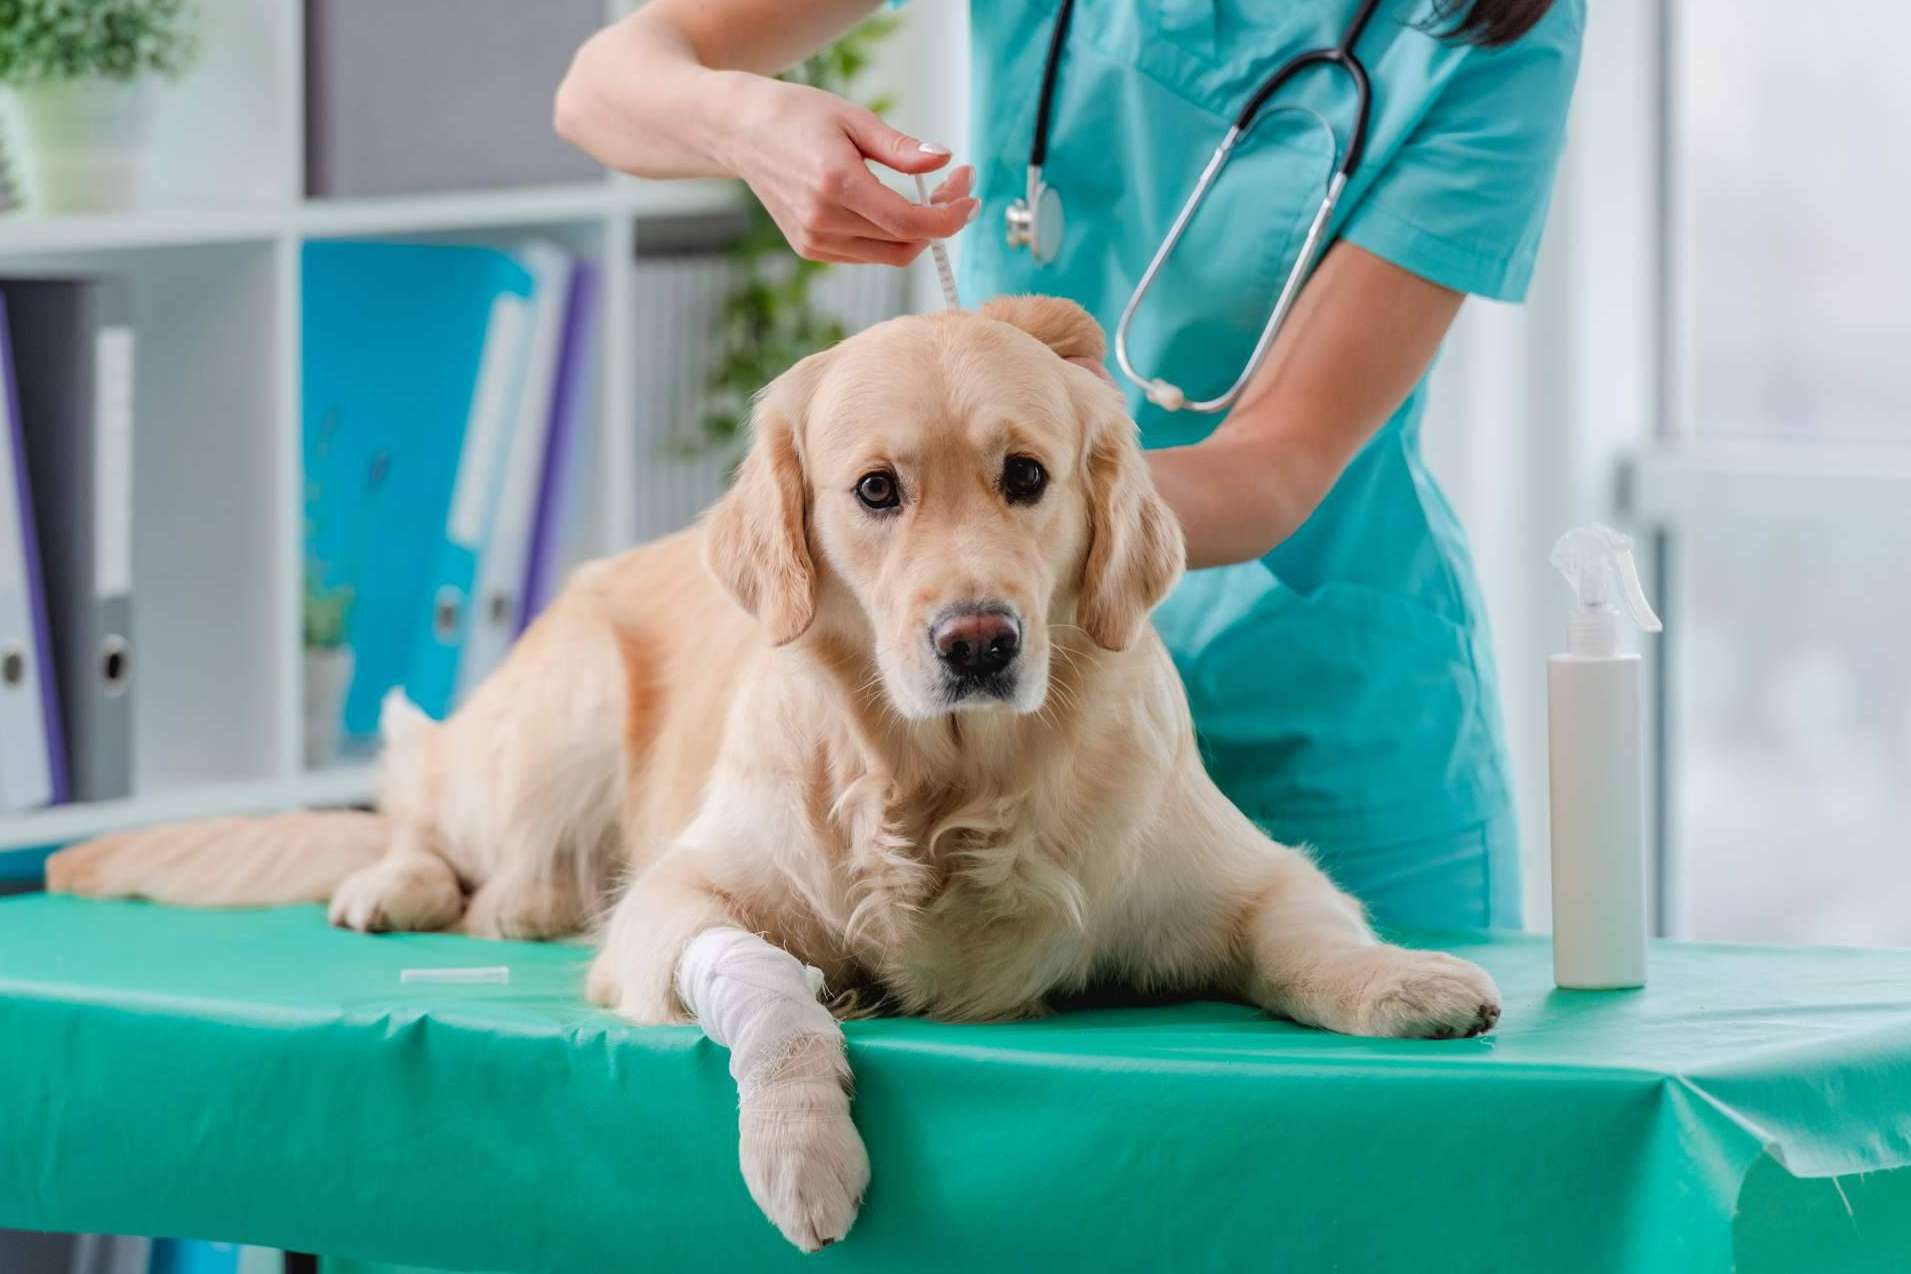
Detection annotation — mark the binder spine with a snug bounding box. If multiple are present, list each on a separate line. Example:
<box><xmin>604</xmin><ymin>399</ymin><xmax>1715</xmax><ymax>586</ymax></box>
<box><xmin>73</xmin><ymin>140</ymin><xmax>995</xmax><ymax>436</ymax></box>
<box><xmin>2</xmin><ymin>278</ymin><xmax>135</xmax><ymax>803</ymax></box>
<box><xmin>0</xmin><ymin>296</ymin><xmax>66</xmax><ymax>809</ymax></box>
<box><xmin>88</xmin><ymin>319</ymin><xmax>135</xmax><ymax>797</ymax></box>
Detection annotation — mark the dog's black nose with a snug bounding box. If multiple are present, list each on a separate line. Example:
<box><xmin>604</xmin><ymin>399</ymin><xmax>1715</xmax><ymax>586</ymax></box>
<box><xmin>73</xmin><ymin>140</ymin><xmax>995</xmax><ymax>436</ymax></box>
<box><xmin>933</xmin><ymin>609</ymin><xmax>1020</xmax><ymax>678</ymax></box>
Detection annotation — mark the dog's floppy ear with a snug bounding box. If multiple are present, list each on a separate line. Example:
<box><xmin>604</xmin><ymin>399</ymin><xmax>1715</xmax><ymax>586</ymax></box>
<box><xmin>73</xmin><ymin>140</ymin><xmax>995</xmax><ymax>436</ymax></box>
<box><xmin>979</xmin><ymin>294</ymin><xmax>1106</xmax><ymax>364</ymax></box>
<box><xmin>1078</xmin><ymin>413</ymin><xmax>1185</xmax><ymax>651</ymax></box>
<box><xmin>701</xmin><ymin>354</ymin><xmax>828</xmax><ymax>645</ymax></box>
<box><xmin>985</xmin><ymin>295</ymin><xmax>1180</xmax><ymax>648</ymax></box>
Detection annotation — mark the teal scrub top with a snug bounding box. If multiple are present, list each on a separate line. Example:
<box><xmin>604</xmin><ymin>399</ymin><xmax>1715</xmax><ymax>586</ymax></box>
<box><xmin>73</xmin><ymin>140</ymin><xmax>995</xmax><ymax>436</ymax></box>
<box><xmin>960</xmin><ymin>0</ymin><xmax>1585</xmax><ymax>929</ymax></box>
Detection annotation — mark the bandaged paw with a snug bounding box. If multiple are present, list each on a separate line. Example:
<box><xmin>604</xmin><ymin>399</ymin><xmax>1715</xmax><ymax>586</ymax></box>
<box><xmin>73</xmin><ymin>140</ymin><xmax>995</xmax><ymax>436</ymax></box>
<box><xmin>677</xmin><ymin>927</ymin><xmax>868</xmax><ymax>1251</ymax></box>
<box><xmin>675</xmin><ymin>926</ymin><xmax>840</xmax><ymax>1096</ymax></box>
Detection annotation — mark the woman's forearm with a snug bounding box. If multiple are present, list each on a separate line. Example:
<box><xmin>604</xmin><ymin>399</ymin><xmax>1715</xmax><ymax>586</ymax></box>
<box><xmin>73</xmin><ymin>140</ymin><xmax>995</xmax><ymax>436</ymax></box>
<box><xmin>554</xmin><ymin>14</ymin><xmax>751</xmax><ymax>178</ymax></box>
<box><xmin>1144</xmin><ymin>241</ymin><xmax>1465</xmax><ymax>570</ymax></box>
<box><xmin>1147</xmin><ymin>432</ymin><xmax>1340</xmax><ymax>570</ymax></box>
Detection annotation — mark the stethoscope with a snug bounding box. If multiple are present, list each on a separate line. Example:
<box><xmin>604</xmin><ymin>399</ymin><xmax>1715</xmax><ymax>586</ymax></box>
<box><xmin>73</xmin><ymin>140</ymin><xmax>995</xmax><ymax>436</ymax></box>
<box><xmin>1006</xmin><ymin>0</ymin><xmax>1381</xmax><ymax>413</ymax></box>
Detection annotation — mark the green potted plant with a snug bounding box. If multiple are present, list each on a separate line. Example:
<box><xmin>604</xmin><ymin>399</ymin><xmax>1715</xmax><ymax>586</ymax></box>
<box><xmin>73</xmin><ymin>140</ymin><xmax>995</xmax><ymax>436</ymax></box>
<box><xmin>302</xmin><ymin>567</ymin><xmax>355</xmax><ymax>769</ymax></box>
<box><xmin>0</xmin><ymin>0</ymin><xmax>200</xmax><ymax>212</ymax></box>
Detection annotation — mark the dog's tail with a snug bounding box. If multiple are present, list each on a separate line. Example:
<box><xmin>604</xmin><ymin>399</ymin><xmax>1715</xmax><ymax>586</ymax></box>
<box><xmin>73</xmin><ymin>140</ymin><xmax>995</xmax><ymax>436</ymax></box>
<box><xmin>46</xmin><ymin>691</ymin><xmax>443</xmax><ymax>907</ymax></box>
<box><xmin>45</xmin><ymin>808</ymin><xmax>392</xmax><ymax>907</ymax></box>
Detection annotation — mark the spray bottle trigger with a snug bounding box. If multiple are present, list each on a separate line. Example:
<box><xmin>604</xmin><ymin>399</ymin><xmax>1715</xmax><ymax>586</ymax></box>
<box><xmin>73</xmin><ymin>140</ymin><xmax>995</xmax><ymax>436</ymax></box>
<box><xmin>1609</xmin><ymin>543</ymin><xmax>1663</xmax><ymax>633</ymax></box>
<box><xmin>1550</xmin><ymin>524</ymin><xmax>1663</xmax><ymax>654</ymax></box>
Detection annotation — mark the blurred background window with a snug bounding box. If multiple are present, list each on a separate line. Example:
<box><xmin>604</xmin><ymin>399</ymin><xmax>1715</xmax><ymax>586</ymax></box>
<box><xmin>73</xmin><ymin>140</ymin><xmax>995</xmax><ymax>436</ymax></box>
<box><xmin>1679</xmin><ymin>0</ymin><xmax>1911</xmax><ymax>444</ymax></box>
<box><xmin>1666</xmin><ymin>1</ymin><xmax>1911</xmax><ymax>943</ymax></box>
<box><xmin>1675</xmin><ymin>522</ymin><xmax>1911</xmax><ymax>945</ymax></box>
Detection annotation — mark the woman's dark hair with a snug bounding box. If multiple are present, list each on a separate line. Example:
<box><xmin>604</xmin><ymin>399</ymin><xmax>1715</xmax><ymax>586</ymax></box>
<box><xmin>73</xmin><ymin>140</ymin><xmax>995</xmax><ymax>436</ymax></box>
<box><xmin>1433</xmin><ymin>0</ymin><xmax>1557</xmax><ymax>46</ymax></box>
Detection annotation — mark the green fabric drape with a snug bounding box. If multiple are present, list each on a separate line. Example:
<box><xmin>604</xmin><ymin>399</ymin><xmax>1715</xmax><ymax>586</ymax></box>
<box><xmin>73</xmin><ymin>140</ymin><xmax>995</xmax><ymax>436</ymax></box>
<box><xmin>3</xmin><ymin>895</ymin><xmax>1909</xmax><ymax>1272</ymax></box>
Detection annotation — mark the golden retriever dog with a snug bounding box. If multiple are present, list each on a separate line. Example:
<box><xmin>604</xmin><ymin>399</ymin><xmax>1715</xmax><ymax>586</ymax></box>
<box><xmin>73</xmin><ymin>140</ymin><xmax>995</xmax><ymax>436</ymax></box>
<box><xmin>49</xmin><ymin>296</ymin><xmax>1501</xmax><ymax>1251</ymax></box>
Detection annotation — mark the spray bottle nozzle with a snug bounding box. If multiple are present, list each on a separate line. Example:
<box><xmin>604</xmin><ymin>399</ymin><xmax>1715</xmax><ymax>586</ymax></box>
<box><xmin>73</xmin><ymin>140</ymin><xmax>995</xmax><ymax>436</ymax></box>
<box><xmin>1551</xmin><ymin>525</ymin><xmax>1662</xmax><ymax>657</ymax></box>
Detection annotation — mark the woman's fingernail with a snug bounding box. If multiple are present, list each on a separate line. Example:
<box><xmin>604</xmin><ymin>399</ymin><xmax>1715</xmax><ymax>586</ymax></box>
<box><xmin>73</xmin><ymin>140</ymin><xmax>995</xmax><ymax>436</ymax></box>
<box><xmin>918</xmin><ymin>141</ymin><xmax>951</xmax><ymax>156</ymax></box>
<box><xmin>965</xmin><ymin>201</ymin><xmax>980</xmax><ymax>223</ymax></box>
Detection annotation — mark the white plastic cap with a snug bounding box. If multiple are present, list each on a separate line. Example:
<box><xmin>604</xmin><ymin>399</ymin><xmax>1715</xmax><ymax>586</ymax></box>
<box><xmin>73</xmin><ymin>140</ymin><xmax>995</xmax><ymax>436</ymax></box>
<box><xmin>1551</xmin><ymin>524</ymin><xmax>1663</xmax><ymax>657</ymax></box>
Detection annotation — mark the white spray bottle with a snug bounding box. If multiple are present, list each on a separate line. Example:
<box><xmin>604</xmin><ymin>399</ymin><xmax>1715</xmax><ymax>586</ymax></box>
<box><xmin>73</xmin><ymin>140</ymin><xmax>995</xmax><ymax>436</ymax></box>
<box><xmin>1548</xmin><ymin>525</ymin><xmax>1662</xmax><ymax>990</ymax></box>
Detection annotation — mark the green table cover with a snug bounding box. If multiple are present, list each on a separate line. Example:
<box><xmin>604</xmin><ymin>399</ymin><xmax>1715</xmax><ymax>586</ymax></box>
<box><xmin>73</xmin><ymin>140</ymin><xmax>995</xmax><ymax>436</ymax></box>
<box><xmin>2</xmin><ymin>895</ymin><xmax>1910</xmax><ymax>1273</ymax></box>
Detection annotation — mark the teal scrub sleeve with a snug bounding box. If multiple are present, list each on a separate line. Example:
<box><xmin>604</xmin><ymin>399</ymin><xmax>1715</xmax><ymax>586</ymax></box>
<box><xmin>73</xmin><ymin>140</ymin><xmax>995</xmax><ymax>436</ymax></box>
<box><xmin>1340</xmin><ymin>1</ymin><xmax>1586</xmax><ymax>302</ymax></box>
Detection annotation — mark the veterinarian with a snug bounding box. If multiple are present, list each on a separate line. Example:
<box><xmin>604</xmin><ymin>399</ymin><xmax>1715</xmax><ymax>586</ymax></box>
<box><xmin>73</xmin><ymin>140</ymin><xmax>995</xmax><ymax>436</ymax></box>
<box><xmin>557</xmin><ymin>0</ymin><xmax>1583</xmax><ymax>931</ymax></box>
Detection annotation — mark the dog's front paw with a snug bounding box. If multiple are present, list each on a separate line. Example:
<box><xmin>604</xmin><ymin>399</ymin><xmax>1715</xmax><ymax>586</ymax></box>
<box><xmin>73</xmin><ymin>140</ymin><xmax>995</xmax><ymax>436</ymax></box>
<box><xmin>1348</xmin><ymin>947</ymin><xmax>1501</xmax><ymax>1039</ymax></box>
<box><xmin>737</xmin><ymin>1037</ymin><xmax>870</xmax><ymax>1253</ymax></box>
<box><xmin>1302</xmin><ymin>946</ymin><xmax>1501</xmax><ymax>1039</ymax></box>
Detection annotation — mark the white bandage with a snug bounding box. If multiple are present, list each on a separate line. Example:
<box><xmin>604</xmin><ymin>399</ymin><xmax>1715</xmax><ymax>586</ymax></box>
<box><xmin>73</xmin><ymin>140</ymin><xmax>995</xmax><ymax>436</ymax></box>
<box><xmin>676</xmin><ymin>926</ymin><xmax>840</xmax><ymax>1097</ymax></box>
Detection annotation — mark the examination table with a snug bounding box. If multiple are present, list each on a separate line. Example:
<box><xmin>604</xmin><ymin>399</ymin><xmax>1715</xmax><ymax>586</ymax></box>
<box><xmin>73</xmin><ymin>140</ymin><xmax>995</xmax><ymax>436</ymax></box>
<box><xmin>3</xmin><ymin>895</ymin><xmax>1910</xmax><ymax>1273</ymax></box>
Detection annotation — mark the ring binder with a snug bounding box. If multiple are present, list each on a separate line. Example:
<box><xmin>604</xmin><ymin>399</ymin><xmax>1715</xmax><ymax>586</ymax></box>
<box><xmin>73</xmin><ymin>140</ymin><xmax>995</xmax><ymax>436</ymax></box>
<box><xmin>0</xmin><ymin>277</ymin><xmax>134</xmax><ymax>803</ymax></box>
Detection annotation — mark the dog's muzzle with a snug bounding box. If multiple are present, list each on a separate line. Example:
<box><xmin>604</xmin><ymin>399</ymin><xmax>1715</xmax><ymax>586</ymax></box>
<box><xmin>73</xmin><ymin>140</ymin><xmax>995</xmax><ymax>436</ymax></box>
<box><xmin>929</xmin><ymin>603</ymin><xmax>1021</xmax><ymax>703</ymax></box>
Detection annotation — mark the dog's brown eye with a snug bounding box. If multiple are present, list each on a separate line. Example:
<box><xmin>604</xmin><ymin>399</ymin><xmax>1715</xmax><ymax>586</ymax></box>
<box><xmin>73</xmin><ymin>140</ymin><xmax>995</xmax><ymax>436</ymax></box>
<box><xmin>855</xmin><ymin>470</ymin><xmax>900</xmax><ymax>511</ymax></box>
<box><xmin>1002</xmin><ymin>456</ymin><xmax>1048</xmax><ymax>505</ymax></box>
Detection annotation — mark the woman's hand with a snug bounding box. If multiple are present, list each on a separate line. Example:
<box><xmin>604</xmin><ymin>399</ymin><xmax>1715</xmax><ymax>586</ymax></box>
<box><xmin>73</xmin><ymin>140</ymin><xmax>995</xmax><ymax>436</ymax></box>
<box><xmin>723</xmin><ymin>76</ymin><xmax>977</xmax><ymax>267</ymax></box>
<box><xmin>555</xmin><ymin>2</ymin><xmax>977</xmax><ymax>268</ymax></box>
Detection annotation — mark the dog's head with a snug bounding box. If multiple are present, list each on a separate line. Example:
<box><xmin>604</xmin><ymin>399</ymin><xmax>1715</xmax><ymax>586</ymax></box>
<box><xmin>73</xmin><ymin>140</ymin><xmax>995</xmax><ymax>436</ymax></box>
<box><xmin>702</xmin><ymin>296</ymin><xmax>1184</xmax><ymax>720</ymax></box>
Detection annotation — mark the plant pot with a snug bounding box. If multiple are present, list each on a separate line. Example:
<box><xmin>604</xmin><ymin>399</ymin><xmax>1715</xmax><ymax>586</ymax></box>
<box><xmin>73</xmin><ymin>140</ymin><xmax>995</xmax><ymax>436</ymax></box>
<box><xmin>303</xmin><ymin>646</ymin><xmax>356</xmax><ymax>771</ymax></box>
<box><xmin>11</xmin><ymin>78</ymin><xmax>158</xmax><ymax>214</ymax></box>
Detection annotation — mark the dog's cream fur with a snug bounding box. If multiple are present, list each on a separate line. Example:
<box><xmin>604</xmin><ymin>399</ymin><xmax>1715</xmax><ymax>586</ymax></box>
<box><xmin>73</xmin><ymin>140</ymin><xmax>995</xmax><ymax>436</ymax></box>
<box><xmin>49</xmin><ymin>297</ymin><xmax>1501</xmax><ymax>1252</ymax></box>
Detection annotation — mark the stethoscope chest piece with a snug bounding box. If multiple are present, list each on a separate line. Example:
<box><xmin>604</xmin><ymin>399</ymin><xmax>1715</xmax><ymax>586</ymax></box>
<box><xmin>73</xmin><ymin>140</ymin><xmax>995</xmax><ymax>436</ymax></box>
<box><xmin>1005</xmin><ymin>173</ymin><xmax>1064</xmax><ymax>265</ymax></box>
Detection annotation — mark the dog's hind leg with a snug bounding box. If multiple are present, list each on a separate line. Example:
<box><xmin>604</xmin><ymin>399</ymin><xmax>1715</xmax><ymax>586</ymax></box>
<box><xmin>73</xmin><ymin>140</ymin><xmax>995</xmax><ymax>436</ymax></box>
<box><xmin>327</xmin><ymin>823</ymin><xmax>465</xmax><ymax>934</ymax></box>
<box><xmin>451</xmin><ymin>728</ymin><xmax>627</xmax><ymax>941</ymax></box>
<box><xmin>458</xmin><ymin>834</ymin><xmax>615</xmax><ymax>940</ymax></box>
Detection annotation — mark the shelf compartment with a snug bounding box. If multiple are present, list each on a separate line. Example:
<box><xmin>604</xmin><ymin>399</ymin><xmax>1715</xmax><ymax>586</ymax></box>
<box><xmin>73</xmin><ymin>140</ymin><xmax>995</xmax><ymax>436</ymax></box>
<box><xmin>0</xmin><ymin>765</ymin><xmax>377</xmax><ymax>857</ymax></box>
<box><xmin>0</xmin><ymin>181</ymin><xmax>742</xmax><ymax>260</ymax></box>
<box><xmin>298</xmin><ymin>183</ymin><xmax>622</xmax><ymax>241</ymax></box>
<box><xmin>0</xmin><ymin>207</ymin><xmax>283</xmax><ymax>259</ymax></box>
<box><xmin>123</xmin><ymin>243</ymin><xmax>289</xmax><ymax>793</ymax></box>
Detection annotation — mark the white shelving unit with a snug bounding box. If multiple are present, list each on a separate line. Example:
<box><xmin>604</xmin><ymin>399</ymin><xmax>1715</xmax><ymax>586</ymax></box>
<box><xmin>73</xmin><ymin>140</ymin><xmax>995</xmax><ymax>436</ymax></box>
<box><xmin>0</xmin><ymin>2</ymin><xmax>740</xmax><ymax>857</ymax></box>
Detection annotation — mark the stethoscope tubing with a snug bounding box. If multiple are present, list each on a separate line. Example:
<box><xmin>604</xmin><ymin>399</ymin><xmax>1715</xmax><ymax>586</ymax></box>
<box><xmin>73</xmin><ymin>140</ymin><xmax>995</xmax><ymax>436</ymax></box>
<box><xmin>1116</xmin><ymin>166</ymin><xmax>1347</xmax><ymax>414</ymax></box>
<box><xmin>1029</xmin><ymin>0</ymin><xmax>1076</xmax><ymax>170</ymax></box>
<box><xmin>1235</xmin><ymin>0</ymin><xmax>1380</xmax><ymax>170</ymax></box>
<box><xmin>1021</xmin><ymin>0</ymin><xmax>1381</xmax><ymax>413</ymax></box>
